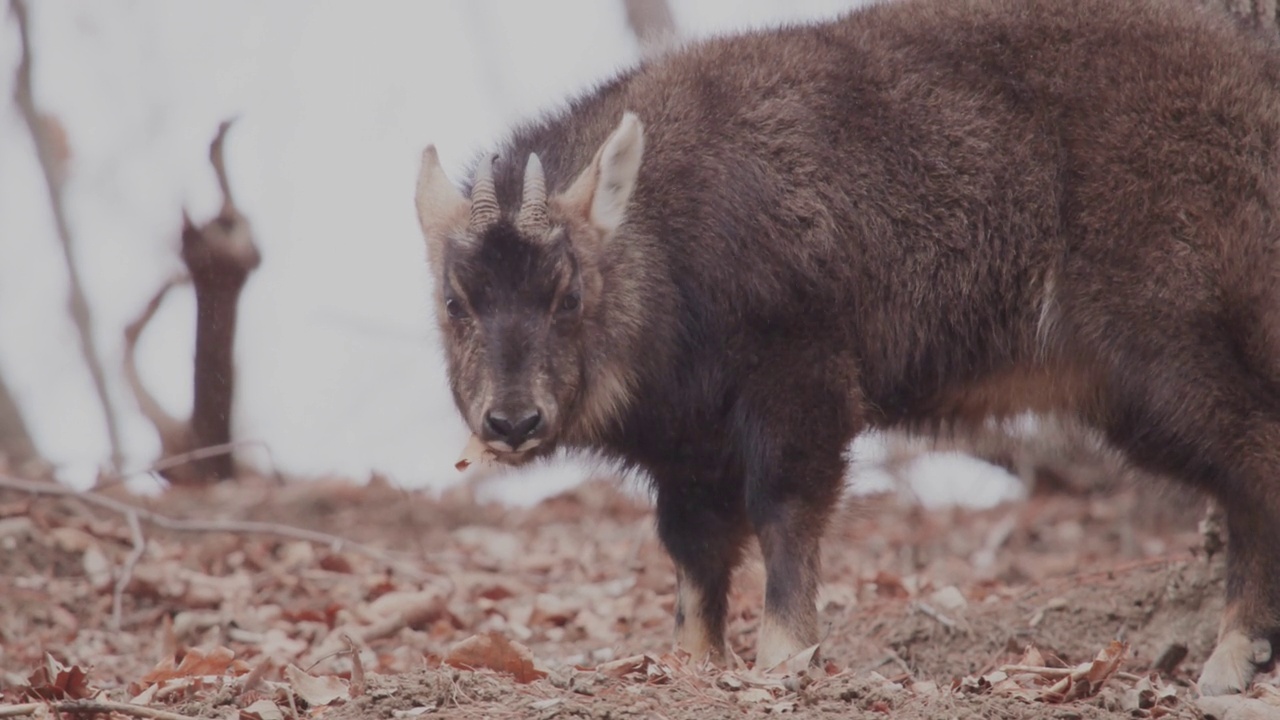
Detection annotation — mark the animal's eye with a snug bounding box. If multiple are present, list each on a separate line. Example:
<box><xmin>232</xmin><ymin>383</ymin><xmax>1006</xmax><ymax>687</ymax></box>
<box><xmin>445</xmin><ymin>297</ymin><xmax>465</xmax><ymax>319</ymax></box>
<box><xmin>559</xmin><ymin>291</ymin><xmax>581</xmax><ymax>314</ymax></box>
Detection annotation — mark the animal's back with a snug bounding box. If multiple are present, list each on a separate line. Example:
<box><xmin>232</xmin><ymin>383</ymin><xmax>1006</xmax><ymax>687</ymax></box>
<box><xmin>527</xmin><ymin>0</ymin><xmax>1280</xmax><ymax>422</ymax></box>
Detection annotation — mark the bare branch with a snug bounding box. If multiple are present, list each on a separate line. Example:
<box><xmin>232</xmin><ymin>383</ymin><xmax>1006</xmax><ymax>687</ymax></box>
<box><xmin>122</xmin><ymin>273</ymin><xmax>192</xmax><ymax>463</ymax></box>
<box><xmin>146</xmin><ymin>439</ymin><xmax>244</xmax><ymax>476</ymax></box>
<box><xmin>0</xmin><ymin>700</ymin><xmax>196</xmax><ymax>720</ymax></box>
<box><xmin>113</xmin><ymin>508</ymin><xmax>144</xmax><ymax>630</ymax></box>
<box><xmin>209</xmin><ymin>118</ymin><xmax>238</xmax><ymax>214</ymax></box>
<box><xmin>0</xmin><ymin>474</ymin><xmax>428</xmax><ymax>580</ymax></box>
<box><xmin>10</xmin><ymin>0</ymin><xmax>124</xmax><ymax>471</ymax></box>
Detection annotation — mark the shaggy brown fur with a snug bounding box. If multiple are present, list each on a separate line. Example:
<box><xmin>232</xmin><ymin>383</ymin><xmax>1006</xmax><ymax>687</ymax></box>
<box><xmin>416</xmin><ymin>0</ymin><xmax>1280</xmax><ymax>695</ymax></box>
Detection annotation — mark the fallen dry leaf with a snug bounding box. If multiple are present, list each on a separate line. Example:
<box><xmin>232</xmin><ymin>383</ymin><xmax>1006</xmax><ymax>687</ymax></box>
<box><xmin>1</xmin><ymin>471</ymin><xmax>1263</xmax><ymax>720</ymax></box>
<box><xmin>445</xmin><ymin>632</ymin><xmax>547</xmax><ymax>683</ymax></box>
<box><xmin>240</xmin><ymin>698</ymin><xmax>285</xmax><ymax>720</ymax></box>
<box><xmin>738</xmin><ymin>687</ymin><xmax>775</xmax><ymax>704</ymax></box>
<box><xmin>136</xmin><ymin>646</ymin><xmax>242</xmax><ymax>689</ymax></box>
<box><xmin>960</xmin><ymin>641</ymin><xmax>1128</xmax><ymax>704</ymax></box>
<box><xmin>22</xmin><ymin>654</ymin><xmax>96</xmax><ymax>701</ymax></box>
<box><xmin>1016</xmin><ymin>645</ymin><xmax>1046</xmax><ymax>668</ymax></box>
<box><xmin>716</xmin><ymin>672</ymin><xmax>744</xmax><ymax>691</ymax></box>
<box><xmin>1084</xmin><ymin>640</ymin><xmax>1129</xmax><ymax>687</ymax></box>
<box><xmin>1122</xmin><ymin>673</ymin><xmax>1178</xmax><ymax>713</ymax></box>
<box><xmin>768</xmin><ymin>699</ymin><xmax>798</xmax><ymax>713</ymax></box>
<box><xmin>284</xmin><ymin>664</ymin><xmax>348</xmax><ymax>707</ymax></box>
<box><xmin>47</xmin><ymin>526</ymin><xmax>96</xmax><ymax>553</ymax></box>
<box><xmin>82</xmin><ymin>544</ymin><xmax>112</xmax><ymax>590</ymax></box>
<box><xmin>596</xmin><ymin>654</ymin><xmax>655</xmax><ymax>679</ymax></box>
<box><xmin>763</xmin><ymin>642</ymin><xmax>821</xmax><ymax>676</ymax></box>
<box><xmin>1029</xmin><ymin>597</ymin><xmax>1068</xmax><ymax>627</ymax></box>
<box><xmin>1054</xmin><ymin>640</ymin><xmax>1127</xmax><ymax>702</ymax></box>
<box><xmin>359</xmin><ymin>588</ymin><xmax>450</xmax><ymax>640</ymax></box>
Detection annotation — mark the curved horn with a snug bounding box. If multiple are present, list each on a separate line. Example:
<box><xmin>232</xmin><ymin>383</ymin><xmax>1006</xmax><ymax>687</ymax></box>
<box><xmin>517</xmin><ymin>153</ymin><xmax>550</xmax><ymax>234</ymax></box>
<box><xmin>469</xmin><ymin>153</ymin><xmax>500</xmax><ymax>230</ymax></box>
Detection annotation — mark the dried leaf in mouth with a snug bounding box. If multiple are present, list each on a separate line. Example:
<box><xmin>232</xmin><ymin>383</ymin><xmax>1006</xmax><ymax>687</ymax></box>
<box><xmin>455</xmin><ymin>433</ymin><xmax>498</xmax><ymax>472</ymax></box>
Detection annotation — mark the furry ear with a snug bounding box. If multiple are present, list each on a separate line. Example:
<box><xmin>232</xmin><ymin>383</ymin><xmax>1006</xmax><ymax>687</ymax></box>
<box><xmin>415</xmin><ymin>145</ymin><xmax>468</xmax><ymax>268</ymax></box>
<box><xmin>557</xmin><ymin>112</ymin><xmax>645</xmax><ymax>239</ymax></box>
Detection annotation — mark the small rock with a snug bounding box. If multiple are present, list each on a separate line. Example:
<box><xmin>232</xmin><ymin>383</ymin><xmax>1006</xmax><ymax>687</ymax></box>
<box><xmin>928</xmin><ymin>586</ymin><xmax>968</xmax><ymax>612</ymax></box>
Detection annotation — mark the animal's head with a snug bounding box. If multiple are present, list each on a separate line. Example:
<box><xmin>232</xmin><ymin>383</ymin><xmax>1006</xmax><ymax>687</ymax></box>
<box><xmin>415</xmin><ymin>113</ymin><xmax>645</xmax><ymax>463</ymax></box>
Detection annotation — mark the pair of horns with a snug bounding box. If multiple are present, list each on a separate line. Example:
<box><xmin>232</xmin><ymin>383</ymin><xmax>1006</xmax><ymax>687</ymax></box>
<box><xmin>467</xmin><ymin>153</ymin><xmax>549</xmax><ymax>234</ymax></box>
<box><xmin>419</xmin><ymin>112</ymin><xmax>643</xmax><ymax>264</ymax></box>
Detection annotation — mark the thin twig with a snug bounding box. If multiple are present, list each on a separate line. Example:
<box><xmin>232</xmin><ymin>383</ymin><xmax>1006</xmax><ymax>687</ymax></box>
<box><xmin>145</xmin><ymin>441</ymin><xmax>246</xmax><ymax>476</ymax></box>
<box><xmin>10</xmin><ymin>0</ymin><xmax>124</xmax><ymax>472</ymax></box>
<box><xmin>239</xmin><ymin>658</ymin><xmax>272</xmax><ymax>697</ymax></box>
<box><xmin>95</xmin><ymin>439</ymin><xmax>284</xmax><ymax>491</ymax></box>
<box><xmin>343</xmin><ymin>633</ymin><xmax>366</xmax><ymax>698</ymax></box>
<box><xmin>285</xmin><ymin>680</ymin><xmax>300</xmax><ymax>720</ymax></box>
<box><xmin>114</xmin><ymin>508</ymin><xmax>145</xmax><ymax>630</ymax></box>
<box><xmin>0</xmin><ymin>701</ymin><xmax>194</xmax><ymax>720</ymax></box>
<box><xmin>912</xmin><ymin>600</ymin><xmax>969</xmax><ymax>635</ymax></box>
<box><xmin>861</xmin><ymin>647</ymin><xmax>912</xmax><ymax>676</ymax></box>
<box><xmin>0</xmin><ymin>474</ymin><xmax>427</xmax><ymax>581</ymax></box>
<box><xmin>997</xmin><ymin>664</ymin><xmax>1075</xmax><ymax>677</ymax></box>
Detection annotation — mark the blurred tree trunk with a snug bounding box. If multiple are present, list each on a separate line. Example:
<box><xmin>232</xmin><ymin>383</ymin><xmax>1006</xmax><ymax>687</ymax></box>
<box><xmin>623</xmin><ymin>0</ymin><xmax>677</xmax><ymax>59</ymax></box>
<box><xmin>123</xmin><ymin>121</ymin><xmax>259</xmax><ymax>485</ymax></box>
<box><xmin>0</xmin><ymin>372</ymin><xmax>41</xmax><ymax>472</ymax></box>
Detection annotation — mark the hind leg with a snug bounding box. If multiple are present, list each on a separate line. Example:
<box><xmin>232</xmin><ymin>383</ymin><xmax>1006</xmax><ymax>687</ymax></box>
<box><xmin>1194</xmin><ymin>242</ymin><xmax>1280</xmax><ymax>692</ymax></box>
<box><xmin>1094</xmin><ymin>344</ymin><xmax>1280</xmax><ymax>695</ymax></box>
<box><xmin>1199</xmin><ymin>488</ymin><xmax>1280</xmax><ymax>694</ymax></box>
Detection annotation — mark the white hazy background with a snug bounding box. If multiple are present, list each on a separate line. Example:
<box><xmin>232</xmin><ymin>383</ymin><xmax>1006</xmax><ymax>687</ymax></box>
<box><xmin>0</xmin><ymin>0</ymin><xmax>1022</xmax><ymax>508</ymax></box>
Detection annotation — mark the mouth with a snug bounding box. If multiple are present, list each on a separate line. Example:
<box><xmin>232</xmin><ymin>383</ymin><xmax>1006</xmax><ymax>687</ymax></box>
<box><xmin>486</xmin><ymin>437</ymin><xmax>543</xmax><ymax>454</ymax></box>
<box><xmin>484</xmin><ymin>437</ymin><xmax>553</xmax><ymax>466</ymax></box>
<box><xmin>456</xmin><ymin>434</ymin><xmax>538</xmax><ymax>471</ymax></box>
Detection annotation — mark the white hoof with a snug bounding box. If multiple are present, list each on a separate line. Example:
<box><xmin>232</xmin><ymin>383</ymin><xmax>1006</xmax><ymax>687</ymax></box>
<box><xmin>755</xmin><ymin>613</ymin><xmax>815</xmax><ymax>671</ymax></box>
<box><xmin>1198</xmin><ymin>630</ymin><xmax>1272</xmax><ymax>696</ymax></box>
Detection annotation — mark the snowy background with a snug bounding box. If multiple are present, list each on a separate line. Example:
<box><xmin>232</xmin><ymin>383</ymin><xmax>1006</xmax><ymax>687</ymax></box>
<box><xmin>0</xmin><ymin>0</ymin><xmax>1022</xmax><ymax>507</ymax></box>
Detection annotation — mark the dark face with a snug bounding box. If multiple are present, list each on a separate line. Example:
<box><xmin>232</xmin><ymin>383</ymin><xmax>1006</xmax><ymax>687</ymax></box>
<box><xmin>438</xmin><ymin>220</ymin><xmax>586</xmax><ymax>462</ymax></box>
<box><xmin>418</xmin><ymin>114</ymin><xmax>646</xmax><ymax>462</ymax></box>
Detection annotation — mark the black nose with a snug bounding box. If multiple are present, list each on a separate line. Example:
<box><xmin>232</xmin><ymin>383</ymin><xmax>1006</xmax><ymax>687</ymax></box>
<box><xmin>484</xmin><ymin>408</ymin><xmax>543</xmax><ymax>448</ymax></box>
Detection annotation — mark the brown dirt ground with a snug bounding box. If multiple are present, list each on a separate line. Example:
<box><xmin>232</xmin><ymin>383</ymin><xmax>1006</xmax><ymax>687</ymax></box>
<box><xmin>2</xmin><ymin>470</ymin><xmax>1278</xmax><ymax>719</ymax></box>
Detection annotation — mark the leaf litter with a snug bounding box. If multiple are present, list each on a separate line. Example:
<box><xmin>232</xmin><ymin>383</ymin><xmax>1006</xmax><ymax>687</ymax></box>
<box><xmin>0</xmin><ymin>473</ymin><xmax>1276</xmax><ymax>718</ymax></box>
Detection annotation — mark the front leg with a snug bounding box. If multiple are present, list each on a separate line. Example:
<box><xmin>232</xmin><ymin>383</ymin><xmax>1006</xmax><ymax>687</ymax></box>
<box><xmin>738</xmin><ymin>395</ymin><xmax>852</xmax><ymax>670</ymax></box>
<box><xmin>654</xmin><ymin>472</ymin><xmax>750</xmax><ymax>662</ymax></box>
